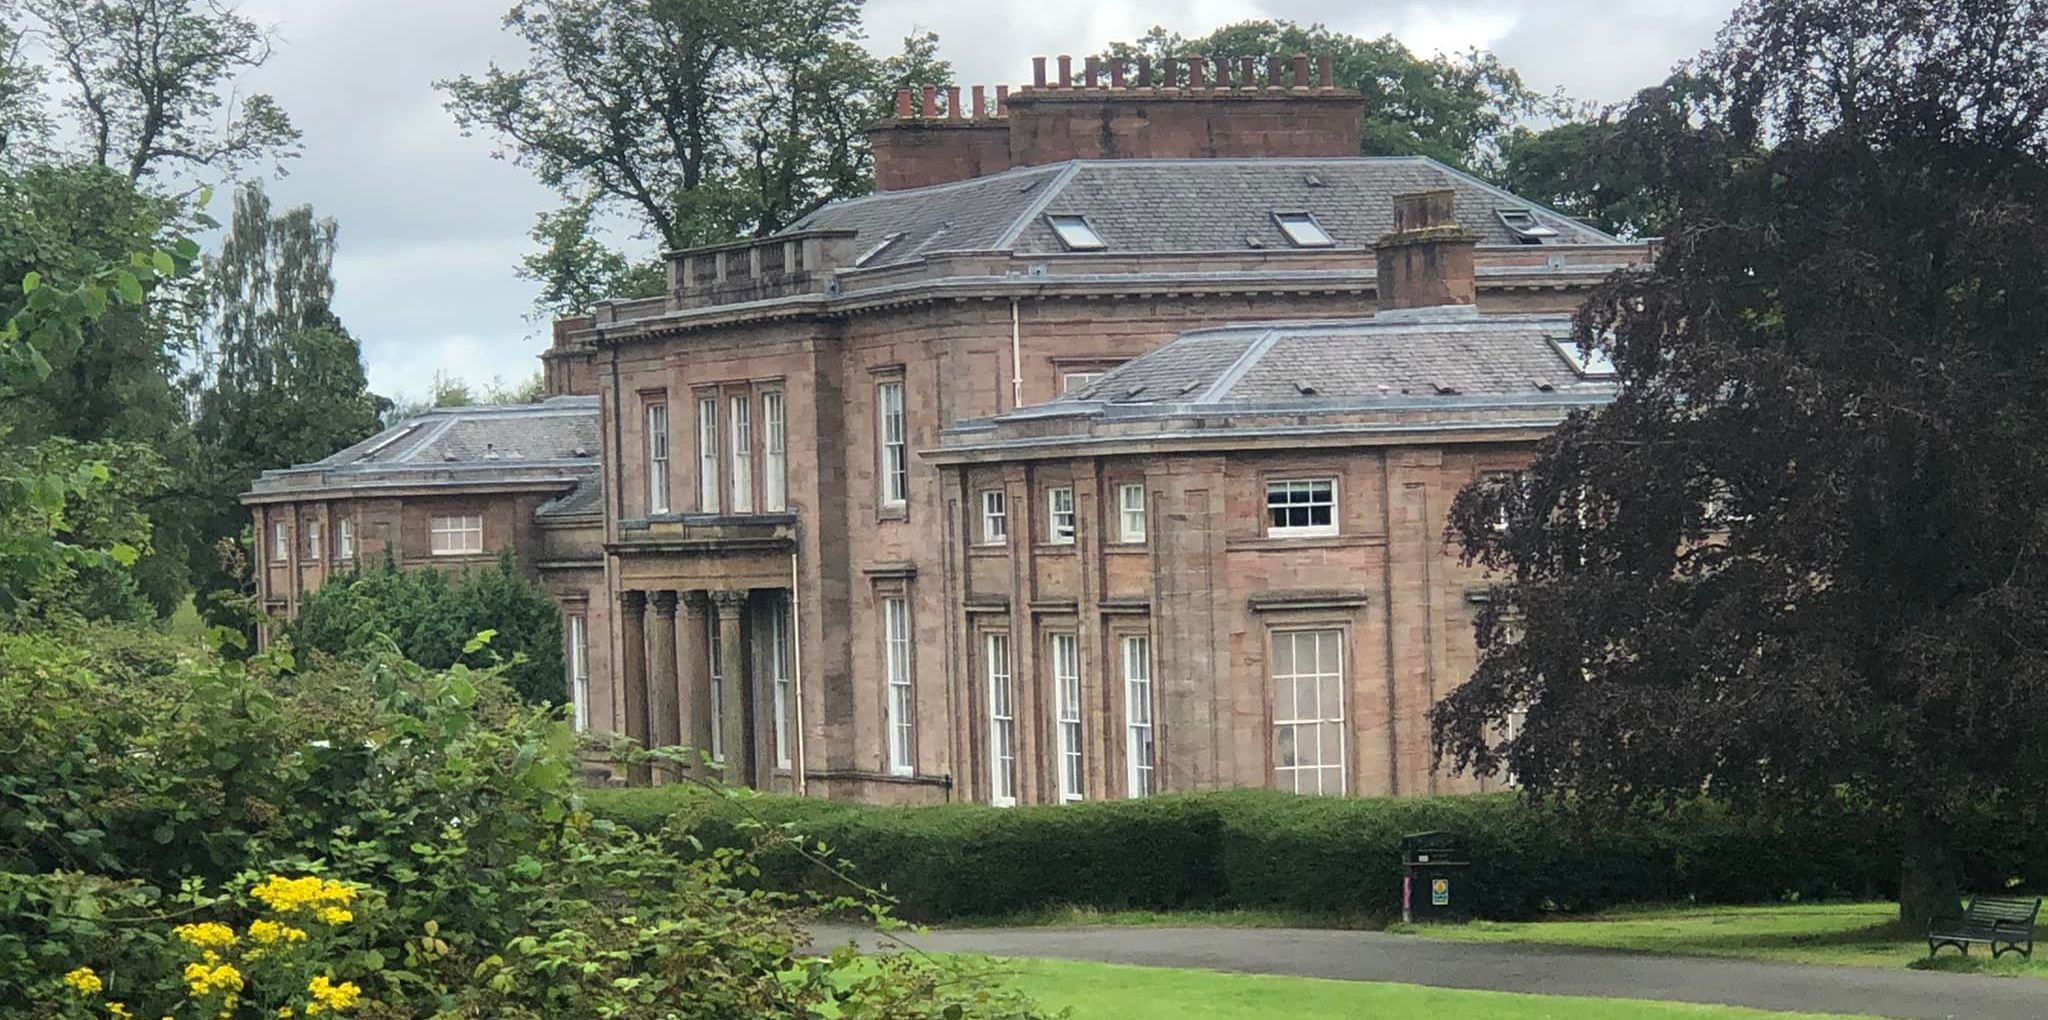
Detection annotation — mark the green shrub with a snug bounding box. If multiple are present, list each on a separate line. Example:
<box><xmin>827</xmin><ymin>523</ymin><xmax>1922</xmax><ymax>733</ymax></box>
<box><xmin>595</xmin><ymin>785</ymin><xmax>2032</xmax><ymax>923</ymax></box>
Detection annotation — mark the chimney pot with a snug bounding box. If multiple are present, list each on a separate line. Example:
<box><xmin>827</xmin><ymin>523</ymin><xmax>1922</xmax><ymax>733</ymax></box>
<box><xmin>920</xmin><ymin>84</ymin><xmax>938</xmax><ymax>118</ymax></box>
<box><xmin>1186</xmin><ymin>54</ymin><xmax>1206</xmax><ymax>88</ymax></box>
<box><xmin>1084</xmin><ymin>55</ymin><xmax>1100</xmax><ymax>88</ymax></box>
<box><xmin>1376</xmin><ymin>188</ymin><xmax>1479</xmax><ymax>312</ymax></box>
<box><xmin>1032</xmin><ymin>56</ymin><xmax>1048</xmax><ymax>88</ymax></box>
<box><xmin>1317</xmin><ymin>55</ymin><xmax>1335</xmax><ymax>89</ymax></box>
<box><xmin>1239</xmin><ymin>56</ymin><xmax>1256</xmax><ymax>88</ymax></box>
<box><xmin>1215</xmin><ymin>56</ymin><xmax>1231</xmax><ymax>87</ymax></box>
<box><xmin>1162</xmin><ymin>57</ymin><xmax>1177</xmax><ymax>88</ymax></box>
<box><xmin>995</xmin><ymin>84</ymin><xmax>1009</xmax><ymax>114</ymax></box>
<box><xmin>1057</xmin><ymin>54</ymin><xmax>1072</xmax><ymax>87</ymax></box>
<box><xmin>946</xmin><ymin>85</ymin><xmax>961</xmax><ymax>120</ymax></box>
<box><xmin>1110</xmin><ymin>61</ymin><xmax>1126</xmax><ymax>88</ymax></box>
<box><xmin>1292</xmin><ymin>53</ymin><xmax>1310</xmax><ymax>89</ymax></box>
<box><xmin>971</xmin><ymin>84</ymin><xmax>987</xmax><ymax>118</ymax></box>
<box><xmin>894</xmin><ymin>88</ymin><xmax>913</xmax><ymax>118</ymax></box>
<box><xmin>1267</xmin><ymin>55</ymin><xmax>1284</xmax><ymax>87</ymax></box>
<box><xmin>1137</xmin><ymin>56</ymin><xmax>1153</xmax><ymax>87</ymax></box>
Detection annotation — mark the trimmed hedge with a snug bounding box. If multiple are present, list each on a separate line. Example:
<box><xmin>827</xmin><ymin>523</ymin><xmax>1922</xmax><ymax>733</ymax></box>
<box><xmin>584</xmin><ymin>786</ymin><xmax>2044</xmax><ymax>923</ymax></box>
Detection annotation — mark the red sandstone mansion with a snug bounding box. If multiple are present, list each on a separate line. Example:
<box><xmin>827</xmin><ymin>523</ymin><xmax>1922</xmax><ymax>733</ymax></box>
<box><xmin>245</xmin><ymin>54</ymin><xmax>1651</xmax><ymax>803</ymax></box>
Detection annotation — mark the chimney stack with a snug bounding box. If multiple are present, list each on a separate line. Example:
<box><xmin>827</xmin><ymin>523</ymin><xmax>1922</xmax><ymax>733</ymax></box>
<box><xmin>1375</xmin><ymin>189</ymin><xmax>1478</xmax><ymax>312</ymax></box>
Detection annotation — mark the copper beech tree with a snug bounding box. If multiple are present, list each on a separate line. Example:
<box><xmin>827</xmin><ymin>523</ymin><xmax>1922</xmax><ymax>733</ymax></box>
<box><xmin>1436</xmin><ymin>0</ymin><xmax>2048</xmax><ymax>929</ymax></box>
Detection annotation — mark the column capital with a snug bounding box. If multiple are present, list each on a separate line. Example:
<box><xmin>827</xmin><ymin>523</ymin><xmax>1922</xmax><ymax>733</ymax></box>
<box><xmin>650</xmin><ymin>589</ymin><xmax>680</xmax><ymax>615</ymax></box>
<box><xmin>681</xmin><ymin>590</ymin><xmax>712</xmax><ymax>616</ymax></box>
<box><xmin>619</xmin><ymin>589</ymin><xmax>647</xmax><ymax>613</ymax></box>
<box><xmin>709</xmin><ymin>589</ymin><xmax>751</xmax><ymax>612</ymax></box>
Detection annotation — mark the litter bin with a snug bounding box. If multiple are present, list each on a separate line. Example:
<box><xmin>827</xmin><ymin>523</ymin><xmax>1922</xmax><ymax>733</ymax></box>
<box><xmin>1399</xmin><ymin>831</ymin><xmax>1469</xmax><ymax>923</ymax></box>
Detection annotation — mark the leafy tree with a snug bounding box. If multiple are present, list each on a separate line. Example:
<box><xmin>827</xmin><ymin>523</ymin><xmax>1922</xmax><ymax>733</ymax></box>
<box><xmin>1102</xmin><ymin>20</ymin><xmax>1553</xmax><ymax>169</ymax></box>
<box><xmin>23</xmin><ymin>0</ymin><xmax>299</xmax><ymax>181</ymax></box>
<box><xmin>0</xmin><ymin>6</ymin><xmax>49</xmax><ymax>161</ymax></box>
<box><xmin>190</xmin><ymin>182</ymin><xmax>380</xmax><ymax>633</ymax></box>
<box><xmin>1435</xmin><ymin>0</ymin><xmax>2048</xmax><ymax>929</ymax></box>
<box><xmin>285</xmin><ymin>556</ymin><xmax>567</xmax><ymax>705</ymax></box>
<box><xmin>516</xmin><ymin>198</ymin><xmax>667</xmax><ymax>316</ymax></box>
<box><xmin>440</xmin><ymin>0</ymin><xmax>945</xmax><ymax>315</ymax></box>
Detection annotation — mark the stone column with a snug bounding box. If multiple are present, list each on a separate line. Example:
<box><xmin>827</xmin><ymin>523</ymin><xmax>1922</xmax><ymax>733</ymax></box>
<box><xmin>648</xmin><ymin>591</ymin><xmax>682</xmax><ymax>783</ymax></box>
<box><xmin>750</xmin><ymin>593</ymin><xmax>781</xmax><ymax>790</ymax></box>
<box><xmin>679</xmin><ymin>592</ymin><xmax>713</xmax><ymax>771</ymax></box>
<box><xmin>618</xmin><ymin>590</ymin><xmax>650</xmax><ymax>786</ymax></box>
<box><xmin>710</xmin><ymin>589</ymin><xmax>752</xmax><ymax>787</ymax></box>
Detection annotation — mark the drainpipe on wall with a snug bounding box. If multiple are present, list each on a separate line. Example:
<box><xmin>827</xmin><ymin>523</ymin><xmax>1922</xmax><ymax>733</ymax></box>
<box><xmin>1010</xmin><ymin>298</ymin><xmax>1023</xmax><ymax>409</ymax></box>
<box><xmin>790</xmin><ymin>539</ymin><xmax>807</xmax><ymax>797</ymax></box>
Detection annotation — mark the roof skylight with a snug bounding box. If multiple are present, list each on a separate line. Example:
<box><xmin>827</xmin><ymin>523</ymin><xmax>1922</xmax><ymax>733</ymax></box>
<box><xmin>1552</xmin><ymin>338</ymin><xmax>1617</xmax><ymax>377</ymax></box>
<box><xmin>1046</xmin><ymin>214</ymin><xmax>1106</xmax><ymax>251</ymax></box>
<box><xmin>1274</xmin><ymin>211</ymin><xmax>1336</xmax><ymax>248</ymax></box>
<box><xmin>1497</xmin><ymin>208</ymin><xmax>1561</xmax><ymax>244</ymax></box>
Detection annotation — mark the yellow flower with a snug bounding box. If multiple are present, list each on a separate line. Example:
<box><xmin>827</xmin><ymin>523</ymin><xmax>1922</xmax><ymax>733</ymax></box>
<box><xmin>279</xmin><ymin>1009</ymin><xmax>295</xmax><ymax>1018</ymax></box>
<box><xmin>306</xmin><ymin>975</ymin><xmax>362</xmax><ymax>1013</ymax></box>
<box><xmin>107</xmin><ymin>1003</ymin><xmax>132</xmax><ymax>1019</ymax></box>
<box><xmin>182</xmin><ymin>961</ymin><xmax>245</xmax><ymax>997</ymax></box>
<box><xmin>249</xmin><ymin>919</ymin><xmax>309</xmax><ymax>944</ymax></box>
<box><xmin>63</xmin><ymin>967</ymin><xmax>102</xmax><ymax>997</ymax></box>
<box><xmin>173</xmin><ymin>922</ymin><xmax>238</xmax><ymax>950</ymax></box>
<box><xmin>251</xmin><ymin>875</ymin><xmax>357</xmax><ymax>914</ymax></box>
<box><xmin>314</xmin><ymin>906</ymin><xmax>353</xmax><ymax>925</ymax></box>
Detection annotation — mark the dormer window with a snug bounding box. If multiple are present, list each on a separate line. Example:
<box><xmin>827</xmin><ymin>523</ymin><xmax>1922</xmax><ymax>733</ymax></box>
<box><xmin>1497</xmin><ymin>208</ymin><xmax>1561</xmax><ymax>244</ymax></box>
<box><xmin>1274</xmin><ymin>211</ymin><xmax>1335</xmax><ymax>248</ymax></box>
<box><xmin>1552</xmin><ymin>338</ymin><xmax>1617</xmax><ymax>377</ymax></box>
<box><xmin>1046</xmin><ymin>214</ymin><xmax>1106</xmax><ymax>251</ymax></box>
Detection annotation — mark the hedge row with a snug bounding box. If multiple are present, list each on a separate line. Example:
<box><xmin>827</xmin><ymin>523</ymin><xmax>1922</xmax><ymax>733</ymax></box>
<box><xmin>584</xmin><ymin>786</ymin><xmax>2048</xmax><ymax>922</ymax></box>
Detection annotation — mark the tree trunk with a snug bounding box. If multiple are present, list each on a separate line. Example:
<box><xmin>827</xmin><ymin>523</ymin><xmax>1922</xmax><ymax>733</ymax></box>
<box><xmin>1898</xmin><ymin>809</ymin><xmax>1961</xmax><ymax>932</ymax></box>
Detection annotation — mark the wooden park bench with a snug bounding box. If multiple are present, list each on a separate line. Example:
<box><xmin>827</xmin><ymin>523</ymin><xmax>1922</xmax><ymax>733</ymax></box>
<box><xmin>1926</xmin><ymin>895</ymin><xmax>2040</xmax><ymax>960</ymax></box>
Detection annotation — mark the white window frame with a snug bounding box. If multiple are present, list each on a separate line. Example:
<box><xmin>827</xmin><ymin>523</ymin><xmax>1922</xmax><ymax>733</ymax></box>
<box><xmin>302</xmin><ymin>520</ymin><xmax>321</xmax><ymax>560</ymax></box>
<box><xmin>883</xmin><ymin>596</ymin><xmax>914</xmax><ymax>775</ymax></box>
<box><xmin>729</xmin><ymin>395</ymin><xmax>753</xmax><ymax>513</ymax></box>
<box><xmin>770</xmin><ymin>598</ymin><xmax>792</xmax><ymax>768</ymax></box>
<box><xmin>1117</xmin><ymin>483</ymin><xmax>1147</xmax><ymax>543</ymax></box>
<box><xmin>706</xmin><ymin>614</ymin><xmax>724</xmax><ymax>762</ymax></box>
<box><xmin>1047</xmin><ymin>486</ymin><xmax>1075</xmax><ymax>544</ymax></box>
<box><xmin>1265</xmin><ymin>478</ymin><xmax>1338</xmax><ymax>538</ymax></box>
<box><xmin>567</xmin><ymin>613</ymin><xmax>590</xmax><ymax>731</ymax></box>
<box><xmin>986</xmin><ymin>632</ymin><xmax>1016</xmax><ymax>807</ymax></box>
<box><xmin>877</xmin><ymin>380</ymin><xmax>907</xmax><ymax>508</ymax></box>
<box><xmin>336</xmin><ymin>518</ymin><xmax>354</xmax><ymax>560</ymax></box>
<box><xmin>1046</xmin><ymin>214</ymin><xmax>1106</xmax><ymax>251</ymax></box>
<box><xmin>979</xmin><ymin>489</ymin><xmax>1008</xmax><ymax>545</ymax></box>
<box><xmin>1274</xmin><ymin>210</ymin><xmax>1337</xmax><ymax>248</ymax></box>
<box><xmin>430</xmin><ymin>513</ymin><xmax>483</xmax><ymax>556</ymax></box>
<box><xmin>646</xmin><ymin>401</ymin><xmax>670</xmax><ymax>514</ymax></box>
<box><xmin>1061</xmin><ymin>371</ymin><xmax>1105</xmax><ymax>395</ymax></box>
<box><xmin>1123</xmin><ymin>634</ymin><xmax>1154</xmax><ymax>798</ymax></box>
<box><xmin>763</xmin><ymin>390</ymin><xmax>787</xmax><ymax>512</ymax></box>
<box><xmin>1051</xmin><ymin>632</ymin><xmax>1083</xmax><ymax>802</ymax></box>
<box><xmin>272</xmin><ymin>521</ymin><xmax>288</xmax><ymax>561</ymax></box>
<box><xmin>696</xmin><ymin>396</ymin><xmax>720</xmax><ymax>513</ymax></box>
<box><xmin>1272</xmin><ymin>629</ymin><xmax>1346</xmax><ymax>795</ymax></box>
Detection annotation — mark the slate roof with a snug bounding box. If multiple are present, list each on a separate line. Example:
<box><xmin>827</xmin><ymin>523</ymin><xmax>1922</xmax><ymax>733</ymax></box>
<box><xmin>787</xmin><ymin>157</ymin><xmax>1615</xmax><ymax>267</ymax></box>
<box><xmin>951</xmin><ymin>305</ymin><xmax>1616</xmax><ymax>449</ymax></box>
<box><xmin>243</xmin><ymin>396</ymin><xmax>604</xmax><ymax>515</ymax></box>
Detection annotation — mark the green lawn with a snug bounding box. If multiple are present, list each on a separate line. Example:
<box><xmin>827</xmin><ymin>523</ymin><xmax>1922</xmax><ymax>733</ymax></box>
<box><xmin>974</xmin><ymin>956</ymin><xmax>1878</xmax><ymax>1020</ymax></box>
<box><xmin>1390</xmin><ymin>902</ymin><xmax>2046</xmax><ymax>979</ymax></box>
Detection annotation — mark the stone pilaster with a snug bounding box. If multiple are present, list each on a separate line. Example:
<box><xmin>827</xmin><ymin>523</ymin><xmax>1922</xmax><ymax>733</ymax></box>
<box><xmin>710</xmin><ymin>589</ymin><xmax>752</xmax><ymax>787</ymax></box>
<box><xmin>618</xmin><ymin>589</ymin><xmax>650</xmax><ymax>786</ymax></box>
<box><xmin>679</xmin><ymin>592</ymin><xmax>713</xmax><ymax>769</ymax></box>
<box><xmin>648</xmin><ymin>591</ymin><xmax>682</xmax><ymax>782</ymax></box>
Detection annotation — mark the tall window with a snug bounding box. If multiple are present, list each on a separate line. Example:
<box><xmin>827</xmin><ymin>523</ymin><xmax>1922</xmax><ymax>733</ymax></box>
<box><xmin>430</xmin><ymin>514</ymin><xmax>483</xmax><ymax>555</ymax></box>
<box><xmin>272</xmin><ymin>521</ymin><xmax>287</xmax><ymax>561</ymax></box>
<box><xmin>302</xmin><ymin>520</ymin><xmax>321</xmax><ymax>560</ymax></box>
<box><xmin>337</xmin><ymin>518</ymin><xmax>354</xmax><ymax>560</ymax></box>
<box><xmin>883</xmin><ymin>596</ymin><xmax>914</xmax><ymax>775</ymax></box>
<box><xmin>877</xmin><ymin>380</ymin><xmax>907</xmax><ymax>508</ymax></box>
<box><xmin>986</xmin><ymin>633</ymin><xmax>1016</xmax><ymax>807</ymax></box>
<box><xmin>770</xmin><ymin>598</ymin><xmax>792</xmax><ymax>768</ymax></box>
<box><xmin>1047</xmin><ymin>487</ymin><xmax>1075</xmax><ymax>544</ymax></box>
<box><xmin>1118</xmin><ymin>484</ymin><xmax>1147</xmax><ymax>543</ymax></box>
<box><xmin>706</xmin><ymin>615</ymin><xmax>724</xmax><ymax>762</ymax></box>
<box><xmin>763</xmin><ymin>391</ymin><xmax>787</xmax><ymax>511</ymax></box>
<box><xmin>980</xmin><ymin>490</ymin><xmax>1007</xmax><ymax>545</ymax></box>
<box><xmin>1051</xmin><ymin>632</ymin><xmax>1083</xmax><ymax>802</ymax></box>
<box><xmin>729</xmin><ymin>396</ymin><xmax>753</xmax><ymax>513</ymax></box>
<box><xmin>567</xmin><ymin>613</ymin><xmax>590</xmax><ymax>731</ymax></box>
<box><xmin>1266</xmin><ymin>479</ymin><xmax>1337</xmax><ymax>537</ymax></box>
<box><xmin>1273</xmin><ymin>630</ymin><xmax>1345</xmax><ymax>795</ymax></box>
<box><xmin>1123</xmin><ymin>635</ymin><xmax>1154</xmax><ymax>797</ymax></box>
<box><xmin>696</xmin><ymin>396</ymin><xmax>720</xmax><ymax>512</ymax></box>
<box><xmin>646</xmin><ymin>401</ymin><xmax>670</xmax><ymax>514</ymax></box>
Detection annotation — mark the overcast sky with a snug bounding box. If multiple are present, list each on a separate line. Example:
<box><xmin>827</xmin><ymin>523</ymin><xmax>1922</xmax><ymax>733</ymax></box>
<box><xmin>224</xmin><ymin>0</ymin><xmax>1733</xmax><ymax>401</ymax></box>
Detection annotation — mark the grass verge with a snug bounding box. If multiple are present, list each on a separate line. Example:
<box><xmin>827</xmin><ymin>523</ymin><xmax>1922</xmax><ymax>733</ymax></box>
<box><xmin>967</xmin><ymin>955</ymin><xmax>1880</xmax><ymax>1019</ymax></box>
<box><xmin>1389</xmin><ymin>901</ymin><xmax>2046</xmax><ymax>979</ymax></box>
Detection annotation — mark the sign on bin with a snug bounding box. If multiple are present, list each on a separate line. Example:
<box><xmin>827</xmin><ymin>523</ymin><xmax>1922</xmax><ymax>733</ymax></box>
<box><xmin>1431</xmin><ymin>878</ymin><xmax>1450</xmax><ymax>906</ymax></box>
